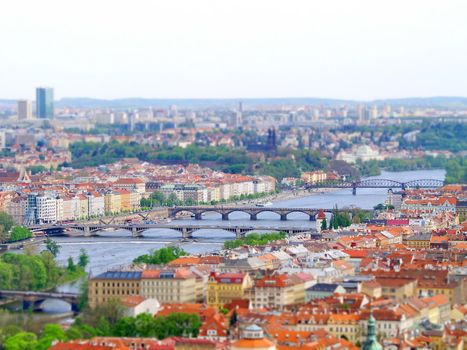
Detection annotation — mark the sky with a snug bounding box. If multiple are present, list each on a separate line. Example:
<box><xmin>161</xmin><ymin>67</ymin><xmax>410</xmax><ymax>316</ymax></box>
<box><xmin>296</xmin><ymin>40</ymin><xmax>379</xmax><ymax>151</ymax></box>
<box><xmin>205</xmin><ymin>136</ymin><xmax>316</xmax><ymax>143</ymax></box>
<box><xmin>1</xmin><ymin>0</ymin><xmax>467</xmax><ymax>100</ymax></box>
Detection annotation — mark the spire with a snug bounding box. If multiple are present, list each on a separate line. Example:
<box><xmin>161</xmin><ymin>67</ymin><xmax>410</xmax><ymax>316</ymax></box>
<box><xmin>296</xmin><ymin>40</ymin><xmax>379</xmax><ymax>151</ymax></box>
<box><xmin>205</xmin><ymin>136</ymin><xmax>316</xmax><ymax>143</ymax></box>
<box><xmin>367</xmin><ymin>311</ymin><xmax>377</xmax><ymax>340</ymax></box>
<box><xmin>362</xmin><ymin>309</ymin><xmax>382</xmax><ymax>350</ymax></box>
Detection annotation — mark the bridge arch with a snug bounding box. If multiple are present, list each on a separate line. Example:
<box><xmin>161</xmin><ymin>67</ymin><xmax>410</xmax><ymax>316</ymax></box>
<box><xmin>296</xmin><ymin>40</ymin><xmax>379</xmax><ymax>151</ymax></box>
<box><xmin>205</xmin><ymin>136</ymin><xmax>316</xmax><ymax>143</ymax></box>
<box><xmin>283</xmin><ymin>209</ymin><xmax>319</xmax><ymax>221</ymax></box>
<box><xmin>197</xmin><ymin>209</ymin><xmax>224</xmax><ymax>219</ymax></box>
<box><xmin>25</xmin><ymin>297</ymin><xmax>78</xmax><ymax>312</ymax></box>
<box><xmin>248</xmin><ymin>209</ymin><xmax>282</xmax><ymax>221</ymax></box>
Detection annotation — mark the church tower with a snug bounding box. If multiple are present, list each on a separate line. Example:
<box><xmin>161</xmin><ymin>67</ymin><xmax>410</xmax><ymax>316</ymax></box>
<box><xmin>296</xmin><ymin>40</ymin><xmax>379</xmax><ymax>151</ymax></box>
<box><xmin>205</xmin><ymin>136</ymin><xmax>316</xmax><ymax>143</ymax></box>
<box><xmin>362</xmin><ymin>311</ymin><xmax>382</xmax><ymax>350</ymax></box>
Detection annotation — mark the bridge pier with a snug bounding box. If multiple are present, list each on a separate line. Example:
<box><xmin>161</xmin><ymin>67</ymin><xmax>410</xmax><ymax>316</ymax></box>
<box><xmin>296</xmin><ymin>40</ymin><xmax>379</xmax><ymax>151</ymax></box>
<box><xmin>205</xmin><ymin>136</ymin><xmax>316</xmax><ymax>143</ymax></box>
<box><xmin>132</xmin><ymin>227</ymin><xmax>143</xmax><ymax>238</ymax></box>
<box><xmin>22</xmin><ymin>299</ymin><xmax>43</xmax><ymax>312</ymax></box>
<box><xmin>352</xmin><ymin>184</ymin><xmax>357</xmax><ymax>196</ymax></box>
<box><xmin>235</xmin><ymin>229</ymin><xmax>245</xmax><ymax>239</ymax></box>
<box><xmin>309</xmin><ymin>214</ymin><xmax>315</xmax><ymax>221</ymax></box>
<box><xmin>280</xmin><ymin>214</ymin><xmax>287</xmax><ymax>221</ymax></box>
<box><xmin>182</xmin><ymin>228</ymin><xmax>193</xmax><ymax>239</ymax></box>
<box><xmin>194</xmin><ymin>213</ymin><xmax>202</xmax><ymax>220</ymax></box>
<box><xmin>71</xmin><ymin>302</ymin><xmax>80</xmax><ymax>313</ymax></box>
<box><xmin>222</xmin><ymin>213</ymin><xmax>229</xmax><ymax>221</ymax></box>
<box><xmin>250</xmin><ymin>213</ymin><xmax>257</xmax><ymax>221</ymax></box>
<box><xmin>83</xmin><ymin>226</ymin><xmax>91</xmax><ymax>237</ymax></box>
<box><xmin>22</xmin><ymin>299</ymin><xmax>33</xmax><ymax>311</ymax></box>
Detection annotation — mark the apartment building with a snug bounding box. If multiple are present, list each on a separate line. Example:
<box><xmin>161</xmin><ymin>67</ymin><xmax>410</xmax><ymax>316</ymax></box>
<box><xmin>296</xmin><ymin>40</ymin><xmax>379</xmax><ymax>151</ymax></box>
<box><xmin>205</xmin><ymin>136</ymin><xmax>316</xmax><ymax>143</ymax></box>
<box><xmin>87</xmin><ymin>191</ymin><xmax>105</xmax><ymax>217</ymax></box>
<box><xmin>140</xmin><ymin>269</ymin><xmax>202</xmax><ymax>303</ymax></box>
<box><xmin>207</xmin><ymin>272</ymin><xmax>253</xmax><ymax>308</ymax></box>
<box><xmin>375</xmin><ymin>277</ymin><xmax>417</xmax><ymax>301</ymax></box>
<box><xmin>104</xmin><ymin>190</ymin><xmax>122</xmax><ymax>214</ymax></box>
<box><xmin>5</xmin><ymin>196</ymin><xmax>27</xmax><ymax>224</ymax></box>
<box><xmin>251</xmin><ymin>274</ymin><xmax>306</xmax><ymax>310</ymax></box>
<box><xmin>88</xmin><ymin>271</ymin><xmax>142</xmax><ymax>308</ymax></box>
<box><xmin>26</xmin><ymin>192</ymin><xmax>59</xmax><ymax>224</ymax></box>
<box><xmin>160</xmin><ymin>184</ymin><xmax>208</xmax><ymax>203</ymax></box>
<box><xmin>113</xmin><ymin>178</ymin><xmax>146</xmax><ymax>194</ymax></box>
<box><xmin>403</xmin><ymin>233</ymin><xmax>432</xmax><ymax>249</ymax></box>
<box><xmin>300</xmin><ymin>170</ymin><xmax>327</xmax><ymax>184</ymax></box>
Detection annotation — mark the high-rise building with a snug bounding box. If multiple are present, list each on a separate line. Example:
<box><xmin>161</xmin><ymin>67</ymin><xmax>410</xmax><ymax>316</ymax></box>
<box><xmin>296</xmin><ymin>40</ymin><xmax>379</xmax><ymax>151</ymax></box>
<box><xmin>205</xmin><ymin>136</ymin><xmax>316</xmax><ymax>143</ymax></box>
<box><xmin>36</xmin><ymin>87</ymin><xmax>54</xmax><ymax>118</ymax></box>
<box><xmin>0</xmin><ymin>130</ymin><xmax>6</xmax><ymax>149</ymax></box>
<box><xmin>370</xmin><ymin>105</ymin><xmax>378</xmax><ymax>119</ymax></box>
<box><xmin>17</xmin><ymin>99</ymin><xmax>33</xmax><ymax>120</ymax></box>
<box><xmin>356</xmin><ymin>104</ymin><xmax>365</xmax><ymax>121</ymax></box>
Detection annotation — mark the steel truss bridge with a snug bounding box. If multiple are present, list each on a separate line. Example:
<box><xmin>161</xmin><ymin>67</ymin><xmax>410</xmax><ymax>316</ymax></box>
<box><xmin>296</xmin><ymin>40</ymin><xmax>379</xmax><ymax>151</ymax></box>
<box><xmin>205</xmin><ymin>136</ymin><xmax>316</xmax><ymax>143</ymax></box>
<box><xmin>28</xmin><ymin>222</ymin><xmax>320</xmax><ymax>239</ymax></box>
<box><xmin>307</xmin><ymin>178</ymin><xmax>444</xmax><ymax>195</ymax></box>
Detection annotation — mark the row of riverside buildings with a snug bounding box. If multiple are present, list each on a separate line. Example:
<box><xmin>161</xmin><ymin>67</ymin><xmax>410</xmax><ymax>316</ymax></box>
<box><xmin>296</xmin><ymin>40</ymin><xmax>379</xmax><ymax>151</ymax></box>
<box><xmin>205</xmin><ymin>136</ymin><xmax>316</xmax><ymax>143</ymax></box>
<box><xmin>0</xmin><ymin>161</ymin><xmax>276</xmax><ymax>224</ymax></box>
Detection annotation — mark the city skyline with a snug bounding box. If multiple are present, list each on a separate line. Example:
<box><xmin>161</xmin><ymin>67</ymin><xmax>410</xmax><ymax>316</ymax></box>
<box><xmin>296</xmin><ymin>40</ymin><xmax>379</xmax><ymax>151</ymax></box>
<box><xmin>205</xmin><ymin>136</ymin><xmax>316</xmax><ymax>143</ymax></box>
<box><xmin>1</xmin><ymin>0</ymin><xmax>467</xmax><ymax>100</ymax></box>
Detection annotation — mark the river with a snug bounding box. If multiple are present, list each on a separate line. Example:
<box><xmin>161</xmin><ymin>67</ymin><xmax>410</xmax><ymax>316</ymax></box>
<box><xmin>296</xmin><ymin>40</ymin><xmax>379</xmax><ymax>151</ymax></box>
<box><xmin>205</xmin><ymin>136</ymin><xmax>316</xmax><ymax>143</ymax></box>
<box><xmin>50</xmin><ymin>169</ymin><xmax>445</xmax><ymax>275</ymax></box>
<box><xmin>5</xmin><ymin>169</ymin><xmax>446</xmax><ymax>314</ymax></box>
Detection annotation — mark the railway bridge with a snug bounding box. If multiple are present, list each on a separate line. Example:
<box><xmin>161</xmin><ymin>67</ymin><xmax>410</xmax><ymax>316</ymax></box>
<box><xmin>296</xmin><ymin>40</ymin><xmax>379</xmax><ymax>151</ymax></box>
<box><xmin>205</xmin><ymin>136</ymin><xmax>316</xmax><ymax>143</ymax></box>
<box><xmin>306</xmin><ymin>178</ymin><xmax>444</xmax><ymax>195</ymax></box>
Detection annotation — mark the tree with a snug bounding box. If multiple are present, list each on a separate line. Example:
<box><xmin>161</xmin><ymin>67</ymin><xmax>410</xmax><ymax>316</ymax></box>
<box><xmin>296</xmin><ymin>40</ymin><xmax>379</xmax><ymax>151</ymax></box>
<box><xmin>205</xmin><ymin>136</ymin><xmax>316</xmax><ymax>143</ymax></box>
<box><xmin>0</xmin><ymin>262</ymin><xmax>13</xmax><ymax>289</ymax></box>
<box><xmin>320</xmin><ymin>218</ymin><xmax>327</xmax><ymax>231</ymax></box>
<box><xmin>39</xmin><ymin>251</ymin><xmax>60</xmax><ymax>287</ymax></box>
<box><xmin>78</xmin><ymin>249</ymin><xmax>89</xmax><ymax>269</ymax></box>
<box><xmin>35</xmin><ymin>324</ymin><xmax>67</xmax><ymax>350</ymax></box>
<box><xmin>9</xmin><ymin>227</ymin><xmax>32</xmax><ymax>242</ymax></box>
<box><xmin>0</xmin><ymin>212</ymin><xmax>15</xmax><ymax>233</ymax></box>
<box><xmin>45</xmin><ymin>238</ymin><xmax>60</xmax><ymax>258</ymax></box>
<box><xmin>113</xmin><ymin>316</ymin><xmax>137</xmax><ymax>337</ymax></box>
<box><xmin>77</xmin><ymin>279</ymin><xmax>89</xmax><ymax>310</ymax></box>
<box><xmin>133</xmin><ymin>247</ymin><xmax>187</xmax><ymax>265</ymax></box>
<box><xmin>67</xmin><ymin>257</ymin><xmax>76</xmax><ymax>272</ymax></box>
<box><xmin>80</xmin><ymin>299</ymin><xmax>125</xmax><ymax>329</ymax></box>
<box><xmin>3</xmin><ymin>332</ymin><xmax>38</xmax><ymax>350</ymax></box>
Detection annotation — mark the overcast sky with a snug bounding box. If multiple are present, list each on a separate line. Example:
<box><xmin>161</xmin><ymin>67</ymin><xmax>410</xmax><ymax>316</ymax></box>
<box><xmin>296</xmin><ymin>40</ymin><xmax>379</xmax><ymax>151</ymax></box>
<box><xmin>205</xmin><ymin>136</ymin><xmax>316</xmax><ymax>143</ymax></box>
<box><xmin>1</xmin><ymin>0</ymin><xmax>466</xmax><ymax>100</ymax></box>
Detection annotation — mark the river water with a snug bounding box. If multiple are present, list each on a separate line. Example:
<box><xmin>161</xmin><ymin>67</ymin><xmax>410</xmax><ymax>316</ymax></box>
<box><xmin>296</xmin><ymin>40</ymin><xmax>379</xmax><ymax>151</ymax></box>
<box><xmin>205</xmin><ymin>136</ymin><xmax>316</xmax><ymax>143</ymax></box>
<box><xmin>49</xmin><ymin>169</ymin><xmax>445</xmax><ymax>275</ymax></box>
<box><xmin>4</xmin><ymin>169</ymin><xmax>446</xmax><ymax>314</ymax></box>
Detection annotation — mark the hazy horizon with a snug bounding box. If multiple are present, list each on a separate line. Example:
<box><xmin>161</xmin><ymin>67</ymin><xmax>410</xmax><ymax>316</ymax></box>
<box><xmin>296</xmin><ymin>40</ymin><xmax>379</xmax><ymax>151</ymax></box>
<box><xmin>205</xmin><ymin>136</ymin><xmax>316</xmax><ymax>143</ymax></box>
<box><xmin>2</xmin><ymin>0</ymin><xmax>467</xmax><ymax>100</ymax></box>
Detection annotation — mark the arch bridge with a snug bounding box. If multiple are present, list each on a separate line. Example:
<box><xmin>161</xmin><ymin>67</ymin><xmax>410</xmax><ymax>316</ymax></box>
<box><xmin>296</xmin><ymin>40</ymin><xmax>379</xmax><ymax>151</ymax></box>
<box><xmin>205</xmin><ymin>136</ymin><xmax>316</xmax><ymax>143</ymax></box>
<box><xmin>307</xmin><ymin>178</ymin><xmax>444</xmax><ymax>195</ymax></box>
<box><xmin>0</xmin><ymin>290</ymin><xmax>79</xmax><ymax>312</ymax></box>
<box><xmin>167</xmin><ymin>206</ymin><xmax>333</xmax><ymax>221</ymax></box>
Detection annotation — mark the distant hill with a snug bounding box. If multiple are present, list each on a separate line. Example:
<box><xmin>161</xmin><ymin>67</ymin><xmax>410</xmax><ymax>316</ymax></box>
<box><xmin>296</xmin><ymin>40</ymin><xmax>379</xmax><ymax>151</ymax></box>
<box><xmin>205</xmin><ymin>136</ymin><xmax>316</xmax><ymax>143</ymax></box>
<box><xmin>2</xmin><ymin>96</ymin><xmax>467</xmax><ymax>109</ymax></box>
<box><xmin>372</xmin><ymin>96</ymin><xmax>467</xmax><ymax>108</ymax></box>
<box><xmin>55</xmin><ymin>97</ymin><xmax>356</xmax><ymax>109</ymax></box>
<box><xmin>55</xmin><ymin>96</ymin><xmax>467</xmax><ymax>109</ymax></box>
<box><xmin>0</xmin><ymin>99</ymin><xmax>17</xmax><ymax>105</ymax></box>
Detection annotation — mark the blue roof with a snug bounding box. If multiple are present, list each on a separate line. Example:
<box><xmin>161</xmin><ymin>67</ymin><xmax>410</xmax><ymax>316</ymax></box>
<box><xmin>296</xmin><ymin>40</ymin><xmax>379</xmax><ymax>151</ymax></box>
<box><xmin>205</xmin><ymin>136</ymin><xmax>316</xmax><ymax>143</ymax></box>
<box><xmin>94</xmin><ymin>271</ymin><xmax>142</xmax><ymax>280</ymax></box>
<box><xmin>307</xmin><ymin>283</ymin><xmax>339</xmax><ymax>292</ymax></box>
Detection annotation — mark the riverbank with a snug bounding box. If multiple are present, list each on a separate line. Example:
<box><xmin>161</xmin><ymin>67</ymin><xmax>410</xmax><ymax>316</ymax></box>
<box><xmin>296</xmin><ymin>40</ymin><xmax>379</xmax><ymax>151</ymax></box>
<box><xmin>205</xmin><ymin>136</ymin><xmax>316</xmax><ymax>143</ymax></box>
<box><xmin>0</xmin><ymin>236</ymin><xmax>46</xmax><ymax>252</ymax></box>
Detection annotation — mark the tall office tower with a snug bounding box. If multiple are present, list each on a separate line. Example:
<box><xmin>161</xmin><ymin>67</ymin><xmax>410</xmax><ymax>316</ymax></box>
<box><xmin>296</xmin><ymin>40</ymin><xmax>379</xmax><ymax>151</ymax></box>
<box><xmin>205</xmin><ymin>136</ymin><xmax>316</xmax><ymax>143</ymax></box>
<box><xmin>17</xmin><ymin>99</ymin><xmax>33</xmax><ymax>120</ymax></box>
<box><xmin>36</xmin><ymin>87</ymin><xmax>54</xmax><ymax>118</ymax></box>
<box><xmin>356</xmin><ymin>104</ymin><xmax>365</xmax><ymax>121</ymax></box>
<box><xmin>0</xmin><ymin>131</ymin><xmax>5</xmax><ymax>149</ymax></box>
<box><xmin>370</xmin><ymin>105</ymin><xmax>378</xmax><ymax>119</ymax></box>
<box><xmin>383</xmin><ymin>104</ymin><xmax>391</xmax><ymax>118</ymax></box>
<box><xmin>238</xmin><ymin>101</ymin><xmax>243</xmax><ymax>113</ymax></box>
